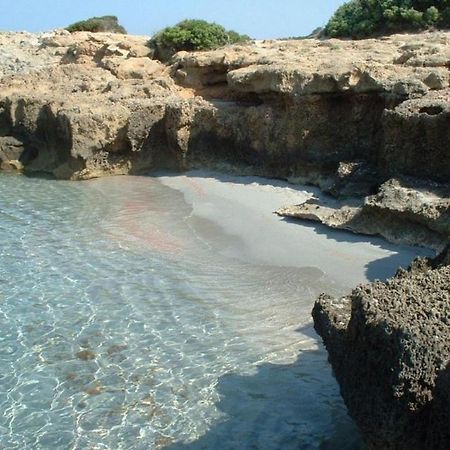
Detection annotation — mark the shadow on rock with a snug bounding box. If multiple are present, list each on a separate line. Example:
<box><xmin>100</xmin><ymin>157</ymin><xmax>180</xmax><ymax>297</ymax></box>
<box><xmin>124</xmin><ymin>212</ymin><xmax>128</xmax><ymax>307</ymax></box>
<box><xmin>426</xmin><ymin>361</ymin><xmax>450</xmax><ymax>448</ymax></box>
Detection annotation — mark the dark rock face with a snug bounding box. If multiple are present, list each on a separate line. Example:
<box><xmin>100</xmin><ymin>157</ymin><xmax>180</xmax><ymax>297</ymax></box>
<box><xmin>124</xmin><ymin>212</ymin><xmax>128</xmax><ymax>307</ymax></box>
<box><xmin>381</xmin><ymin>96</ymin><xmax>450</xmax><ymax>183</ymax></box>
<box><xmin>166</xmin><ymin>94</ymin><xmax>391</xmax><ymax>179</ymax></box>
<box><xmin>313</xmin><ymin>256</ymin><xmax>450</xmax><ymax>449</ymax></box>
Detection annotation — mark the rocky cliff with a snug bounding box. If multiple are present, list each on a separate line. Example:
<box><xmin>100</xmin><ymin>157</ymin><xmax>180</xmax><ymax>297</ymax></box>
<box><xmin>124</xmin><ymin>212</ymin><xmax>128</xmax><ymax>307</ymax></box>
<box><xmin>1</xmin><ymin>29</ymin><xmax>450</xmax><ymax>449</ymax></box>
<box><xmin>1</xmin><ymin>30</ymin><xmax>449</xmax><ymax>247</ymax></box>
<box><xmin>1</xmin><ymin>30</ymin><xmax>449</xmax><ymax>184</ymax></box>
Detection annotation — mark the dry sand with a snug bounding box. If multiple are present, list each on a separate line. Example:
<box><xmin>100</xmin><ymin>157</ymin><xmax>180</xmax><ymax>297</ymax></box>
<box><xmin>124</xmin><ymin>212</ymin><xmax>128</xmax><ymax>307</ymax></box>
<box><xmin>157</xmin><ymin>170</ymin><xmax>432</xmax><ymax>288</ymax></box>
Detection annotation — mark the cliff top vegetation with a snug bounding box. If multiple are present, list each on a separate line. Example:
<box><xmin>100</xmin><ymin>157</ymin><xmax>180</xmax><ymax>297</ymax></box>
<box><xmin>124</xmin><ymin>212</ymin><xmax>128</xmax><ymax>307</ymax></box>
<box><xmin>66</xmin><ymin>16</ymin><xmax>127</xmax><ymax>34</ymax></box>
<box><xmin>326</xmin><ymin>0</ymin><xmax>450</xmax><ymax>38</ymax></box>
<box><xmin>149</xmin><ymin>19</ymin><xmax>250</xmax><ymax>61</ymax></box>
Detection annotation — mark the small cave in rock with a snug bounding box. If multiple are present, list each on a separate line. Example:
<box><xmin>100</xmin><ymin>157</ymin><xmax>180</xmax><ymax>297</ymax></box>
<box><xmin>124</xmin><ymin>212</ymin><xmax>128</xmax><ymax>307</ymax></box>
<box><xmin>19</xmin><ymin>145</ymin><xmax>39</xmax><ymax>165</ymax></box>
<box><xmin>419</xmin><ymin>105</ymin><xmax>444</xmax><ymax>116</ymax></box>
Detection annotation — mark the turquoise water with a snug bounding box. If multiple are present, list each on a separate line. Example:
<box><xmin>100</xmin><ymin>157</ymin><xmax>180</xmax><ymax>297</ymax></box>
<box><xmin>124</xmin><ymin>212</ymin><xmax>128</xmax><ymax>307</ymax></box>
<box><xmin>0</xmin><ymin>172</ymin><xmax>409</xmax><ymax>449</ymax></box>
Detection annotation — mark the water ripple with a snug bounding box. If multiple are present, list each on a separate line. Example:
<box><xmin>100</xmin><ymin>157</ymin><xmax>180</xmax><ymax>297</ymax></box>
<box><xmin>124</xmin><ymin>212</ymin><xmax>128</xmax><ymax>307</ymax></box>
<box><xmin>0</xmin><ymin>173</ymin><xmax>362</xmax><ymax>449</ymax></box>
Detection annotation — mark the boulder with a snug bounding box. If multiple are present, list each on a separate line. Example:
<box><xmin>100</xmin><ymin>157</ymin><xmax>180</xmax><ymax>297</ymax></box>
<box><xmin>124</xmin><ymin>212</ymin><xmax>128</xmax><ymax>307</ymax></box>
<box><xmin>103</xmin><ymin>57</ymin><xmax>165</xmax><ymax>80</ymax></box>
<box><xmin>0</xmin><ymin>136</ymin><xmax>24</xmax><ymax>170</ymax></box>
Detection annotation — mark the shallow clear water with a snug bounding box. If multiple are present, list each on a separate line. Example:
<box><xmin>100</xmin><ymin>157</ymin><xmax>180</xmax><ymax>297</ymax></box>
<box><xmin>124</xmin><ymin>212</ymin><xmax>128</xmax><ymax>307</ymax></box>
<box><xmin>0</xmin><ymin>172</ymin><xmax>427</xmax><ymax>449</ymax></box>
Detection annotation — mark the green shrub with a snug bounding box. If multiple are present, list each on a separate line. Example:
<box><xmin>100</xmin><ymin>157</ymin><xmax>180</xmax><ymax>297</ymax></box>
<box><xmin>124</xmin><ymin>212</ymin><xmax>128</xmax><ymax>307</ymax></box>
<box><xmin>325</xmin><ymin>0</ymin><xmax>450</xmax><ymax>38</ymax></box>
<box><xmin>66</xmin><ymin>15</ymin><xmax>127</xmax><ymax>34</ymax></box>
<box><xmin>150</xmin><ymin>19</ymin><xmax>250</xmax><ymax>61</ymax></box>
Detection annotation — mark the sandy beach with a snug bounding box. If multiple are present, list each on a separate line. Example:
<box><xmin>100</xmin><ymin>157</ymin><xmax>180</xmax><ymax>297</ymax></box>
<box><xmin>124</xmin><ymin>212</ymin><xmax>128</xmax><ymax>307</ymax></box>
<box><xmin>156</xmin><ymin>170</ymin><xmax>432</xmax><ymax>288</ymax></box>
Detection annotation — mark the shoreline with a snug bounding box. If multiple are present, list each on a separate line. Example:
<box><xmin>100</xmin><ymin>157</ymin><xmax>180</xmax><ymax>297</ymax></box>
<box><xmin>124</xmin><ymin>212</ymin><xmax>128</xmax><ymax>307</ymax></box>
<box><xmin>0</xmin><ymin>170</ymin><xmax>368</xmax><ymax>448</ymax></box>
<box><xmin>154</xmin><ymin>170</ymin><xmax>433</xmax><ymax>287</ymax></box>
<box><xmin>0</xmin><ymin>29</ymin><xmax>449</xmax><ymax>448</ymax></box>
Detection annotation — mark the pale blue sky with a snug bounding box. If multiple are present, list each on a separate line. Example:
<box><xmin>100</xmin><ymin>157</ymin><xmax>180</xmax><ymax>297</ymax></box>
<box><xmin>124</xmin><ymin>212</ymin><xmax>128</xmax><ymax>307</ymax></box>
<box><xmin>0</xmin><ymin>0</ymin><xmax>347</xmax><ymax>38</ymax></box>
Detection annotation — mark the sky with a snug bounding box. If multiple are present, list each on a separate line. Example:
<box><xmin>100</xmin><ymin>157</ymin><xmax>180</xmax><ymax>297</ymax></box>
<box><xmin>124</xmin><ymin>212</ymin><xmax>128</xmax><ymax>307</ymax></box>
<box><xmin>0</xmin><ymin>0</ymin><xmax>348</xmax><ymax>39</ymax></box>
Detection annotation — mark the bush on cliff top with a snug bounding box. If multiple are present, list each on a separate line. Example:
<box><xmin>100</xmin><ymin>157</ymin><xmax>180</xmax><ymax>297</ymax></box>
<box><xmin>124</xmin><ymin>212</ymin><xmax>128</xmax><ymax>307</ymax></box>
<box><xmin>150</xmin><ymin>19</ymin><xmax>250</xmax><ymax>61</ymax></box>
<box><xmin>66</xmin><ymin>16</ymin><xmax>127</xmax><ymax>34</ymax></box>
<box><xmin>325</xmin><ymin>0</ymin><xmax>450</xmax><ymax>38</ymax></box>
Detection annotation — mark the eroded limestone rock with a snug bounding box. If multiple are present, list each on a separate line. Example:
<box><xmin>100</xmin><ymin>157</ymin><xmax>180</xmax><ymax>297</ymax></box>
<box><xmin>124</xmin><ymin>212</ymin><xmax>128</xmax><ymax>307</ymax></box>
<box><xmin>277</xmin><ymin>178</ymin><xmax>450</xmax><ymax>251</ymax></box>
<box><xmin>1</xmin><ymin>30</ymin><xmax>450</xmax><ymax>186</ymax></box>
<box><xmin>313</xmin><ymin>255</ymin><xmax>450</xmax><ymax>449</ymax></box>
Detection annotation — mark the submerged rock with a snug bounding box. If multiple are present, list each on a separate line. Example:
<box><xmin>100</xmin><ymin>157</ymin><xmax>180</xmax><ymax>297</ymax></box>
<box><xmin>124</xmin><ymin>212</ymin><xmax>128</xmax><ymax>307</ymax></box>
<box><xmin>76</xmin><ymin>349</ymin><xmax>96</xmax><ymax>361</ymax></box>
<box><xmin>85</xmin><ymin>382</ymin><xmax>103</xmax><ymax>396</ymax></box>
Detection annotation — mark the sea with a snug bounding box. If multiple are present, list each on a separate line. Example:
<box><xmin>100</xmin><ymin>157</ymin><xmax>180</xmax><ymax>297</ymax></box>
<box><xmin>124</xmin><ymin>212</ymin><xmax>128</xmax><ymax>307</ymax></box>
<box><xmin>0</xmin><ymin>171</ymin><xmax>429</xmax><ymax>449</ymax></box>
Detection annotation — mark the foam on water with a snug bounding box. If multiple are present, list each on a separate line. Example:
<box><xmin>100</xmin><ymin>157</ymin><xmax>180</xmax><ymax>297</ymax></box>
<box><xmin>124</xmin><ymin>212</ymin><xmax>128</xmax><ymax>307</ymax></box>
<box><xmin>0</xmin><ymin>172</ymin><xmax>429</xmax><ymax>449</ymax></box>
